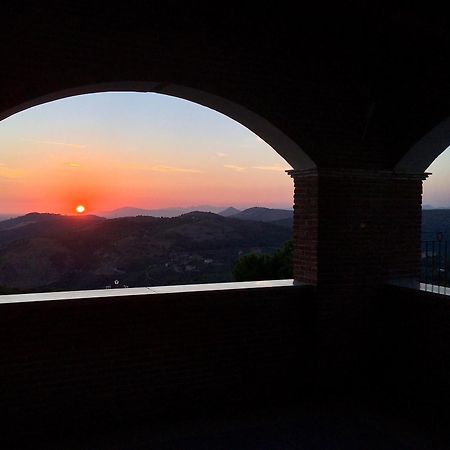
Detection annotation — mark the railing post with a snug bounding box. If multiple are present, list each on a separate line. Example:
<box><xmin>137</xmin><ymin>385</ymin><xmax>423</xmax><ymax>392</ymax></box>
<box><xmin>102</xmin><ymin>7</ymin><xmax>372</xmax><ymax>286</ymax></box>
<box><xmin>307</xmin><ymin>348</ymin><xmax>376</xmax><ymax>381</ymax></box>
<box><xmin>420</xmin><ymin>238</ymin><xmax>450</xmax><ymax>288</ymax></box>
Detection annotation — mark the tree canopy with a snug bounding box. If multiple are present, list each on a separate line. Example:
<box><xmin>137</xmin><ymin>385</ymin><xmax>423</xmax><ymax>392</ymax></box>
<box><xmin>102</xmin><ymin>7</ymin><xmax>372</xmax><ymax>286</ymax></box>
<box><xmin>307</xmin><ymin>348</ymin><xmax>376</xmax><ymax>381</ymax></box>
<box><xmin>232</xmin><ymin>240</ymin><xmax>293</xmax><ymax>281</ymax></box>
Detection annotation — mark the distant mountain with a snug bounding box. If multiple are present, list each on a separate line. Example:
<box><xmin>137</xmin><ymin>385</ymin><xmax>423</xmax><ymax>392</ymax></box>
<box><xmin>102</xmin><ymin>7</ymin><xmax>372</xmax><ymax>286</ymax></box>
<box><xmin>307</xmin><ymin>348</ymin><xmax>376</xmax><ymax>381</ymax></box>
<box><xmin>231</xmin><ymin>207</ymin><xmax>293</xmax><ymax>223</ymax></box>
<box><xmin>0</xmin><ymin>212</ymin><xmax>104</xmax><ymax>230</ymax></box>
<box><xmin>270</xmin><ymin>218</ymin><xmax>293</xmax><ymax>229</ymax></box>
<box><xmin>422</xmin><ymin>209</ymin><xmax>450</xmax><ymax>241</ymax></box>
<box><xmin>0</xmin><ymin>213</ymin><xmax>106</xmax><ymax>248</ymax></box>
<box><xmin>0</xmin><ymin>211</ymin><xmax>291</xmax><ymax>293</ymax></box>
<box><xmin>0</xmin><ymin>214</ymin><xmax>14</xmax><ymax>223</ymax></box>
<box><xmin>99</xmin><ymin>205</ymin><xmax>226</xmax><ymax>218</ymax></box>
<box><xmin>0</xmin><ymin>212</ymin><xmax>62</xmax><ymax>231</ymax></box>
<box><xmin>218</xmin><ymin>207</ymin><xmax>241</xmax><ymax>217</ymax></box>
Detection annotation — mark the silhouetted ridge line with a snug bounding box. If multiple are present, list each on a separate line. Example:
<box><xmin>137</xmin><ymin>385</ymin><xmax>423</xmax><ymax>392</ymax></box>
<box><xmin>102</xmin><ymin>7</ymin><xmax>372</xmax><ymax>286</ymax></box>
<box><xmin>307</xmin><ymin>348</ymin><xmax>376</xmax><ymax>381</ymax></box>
<box><xmin>0</xmin><ymin>211</ymin><xmax>292</xmax><ymax>293</ymax></box>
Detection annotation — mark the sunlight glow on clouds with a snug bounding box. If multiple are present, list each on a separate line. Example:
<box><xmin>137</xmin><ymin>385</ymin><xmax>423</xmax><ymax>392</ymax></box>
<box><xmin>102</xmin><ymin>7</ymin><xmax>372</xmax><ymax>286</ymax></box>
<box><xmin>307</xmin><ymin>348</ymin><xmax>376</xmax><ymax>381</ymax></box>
<box><xmin>252</xmin><ymin>165</ymin><xmax>288</xmax><ymax>172</ymax></box>
<box><xmin>145</xmin><ymin>165</ymin><xmax>203</xmax><ymax>174</ymax></box>
<box><xmin>21</xmin><ymin>138</ymin><xmax>87</xmax><ymax>149</ymax></box>
<box><xmin>0</xmin><ymin>164</ymin><xmax>27</xmax><ymax>179</ymax></box>
<box><xmin>224</xmin><ymin>164</ymin><xmax>246</xmax><ymax>172</ymax></box>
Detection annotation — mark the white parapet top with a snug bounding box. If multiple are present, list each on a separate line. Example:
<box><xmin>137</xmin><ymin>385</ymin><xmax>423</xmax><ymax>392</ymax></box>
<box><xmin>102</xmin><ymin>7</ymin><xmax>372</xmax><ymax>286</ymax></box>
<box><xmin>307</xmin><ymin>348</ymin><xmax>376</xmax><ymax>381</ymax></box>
<box><xmin>0</xmin><ymin>279</ymin><xmax>297</xmax><ymax>305</ymax></box>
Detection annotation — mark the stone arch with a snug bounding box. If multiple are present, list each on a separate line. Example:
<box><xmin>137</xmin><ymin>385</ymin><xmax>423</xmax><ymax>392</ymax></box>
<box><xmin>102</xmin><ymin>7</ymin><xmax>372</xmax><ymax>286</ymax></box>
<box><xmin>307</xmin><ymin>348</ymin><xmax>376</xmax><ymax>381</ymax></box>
<box><xmin>0</xmin><ymin>81</ymin><xmax>316</xmax><ymax>171</ymax></box>
<box><xmin>395</xmin><ymin>117</ymin><xmax>450</xmax><ymax>173</ymax></box>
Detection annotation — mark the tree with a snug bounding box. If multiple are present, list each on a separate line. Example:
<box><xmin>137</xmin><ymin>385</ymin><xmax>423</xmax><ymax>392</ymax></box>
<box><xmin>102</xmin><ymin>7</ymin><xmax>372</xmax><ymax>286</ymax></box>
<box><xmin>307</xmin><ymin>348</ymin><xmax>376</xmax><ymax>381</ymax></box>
<box><xmin>232</xmin><ymin>240</ymin><xmax>293</xmax><ymax>281</ymax></box>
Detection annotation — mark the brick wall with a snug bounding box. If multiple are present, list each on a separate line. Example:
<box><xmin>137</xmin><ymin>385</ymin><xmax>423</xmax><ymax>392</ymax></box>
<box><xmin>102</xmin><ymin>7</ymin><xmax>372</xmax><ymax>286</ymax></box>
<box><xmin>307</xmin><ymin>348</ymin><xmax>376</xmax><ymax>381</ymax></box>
<box><xmin>0</xmin><ymin>285</ymin><xmax>314</xmax><ymax>439</ymax></box>
<box><xmin>288</xmin><ymin>169</ymin><xmax>427</xmax><ymax>384</ymax></box>
<box><xmin>290</xmin><ymin>169</ymin><xmax>426</xmax><ymax>288</ymax></box>
<box><xmin>291</xmin><ymin>173</ymin><xmax>318</xmax><ymax>284</ymax></box>
<box><xmin>2</xmin><ymin>266</ymin><xmax>448</xmax><ymax>443</ymax></box>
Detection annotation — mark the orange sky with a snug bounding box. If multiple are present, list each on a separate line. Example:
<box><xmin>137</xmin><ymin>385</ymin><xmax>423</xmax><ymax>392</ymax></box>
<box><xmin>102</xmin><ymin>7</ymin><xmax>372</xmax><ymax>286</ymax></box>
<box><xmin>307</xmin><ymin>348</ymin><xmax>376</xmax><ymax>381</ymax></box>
<box><xmin>0</xmin><ymin>92</ymin><xmax>295</xmax><ymax>215</ymax></box>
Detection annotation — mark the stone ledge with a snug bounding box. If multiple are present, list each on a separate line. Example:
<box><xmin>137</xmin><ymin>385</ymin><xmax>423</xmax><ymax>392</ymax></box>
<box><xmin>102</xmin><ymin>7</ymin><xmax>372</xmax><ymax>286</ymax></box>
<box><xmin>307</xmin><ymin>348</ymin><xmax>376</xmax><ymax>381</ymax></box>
<box><xmin>0</xmin><ymin>279</ymin><xmax>299</xmax><ymax>305</ymax></box>
<box><xmin>287</xmin><ymin>168</ymin><xmax>431</xmax><ymax>180</ymax></box>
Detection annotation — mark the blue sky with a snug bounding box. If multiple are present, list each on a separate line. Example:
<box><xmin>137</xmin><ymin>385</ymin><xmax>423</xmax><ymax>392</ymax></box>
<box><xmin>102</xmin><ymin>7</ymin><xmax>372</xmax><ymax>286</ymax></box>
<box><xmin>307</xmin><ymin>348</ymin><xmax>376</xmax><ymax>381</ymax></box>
<box><xmin>423</xmin><ymin>151</ymin><xmax>450</xmax><ymax>207</ymax></box>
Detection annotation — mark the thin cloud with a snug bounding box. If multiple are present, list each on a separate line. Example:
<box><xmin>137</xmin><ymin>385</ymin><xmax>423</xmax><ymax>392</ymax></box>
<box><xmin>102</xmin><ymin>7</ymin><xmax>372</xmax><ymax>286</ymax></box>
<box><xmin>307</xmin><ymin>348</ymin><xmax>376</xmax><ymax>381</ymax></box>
<box><xmin>0</xmin><ymin>165</ymin><xmax>27</xmax><ymax>179</ymax></box>
<box><xmin>252</xmin><ymin>165</ymin><xmax>289</xmax><ymax>172</ymax></box>
<box><xmin>21</xmin><ymin>138</ymin><xmax>86</xmax><ymax>149</ymax></box>
<box><xmin>65</xmin><ymin>162</ymin><xmax>81</xmax><ymax>167</ymax></box>
<box><xmin>133</xmin><ymin>164</ymin><xmax>203</xmax><ymax>173</ymax></box>
<box><xmin>224</xmin><ymin>164</ymin><xmax>246</xmax><ymax>172</ymax></box>
<box><xmin>215</xmin><ymin>152</ymin><xmax>228</xmax><ymax>157</ymax></box>
<box><xmin>152</xmin><ymin>165</ymin><xmax>203</xmax><ymax>173</ymax></box>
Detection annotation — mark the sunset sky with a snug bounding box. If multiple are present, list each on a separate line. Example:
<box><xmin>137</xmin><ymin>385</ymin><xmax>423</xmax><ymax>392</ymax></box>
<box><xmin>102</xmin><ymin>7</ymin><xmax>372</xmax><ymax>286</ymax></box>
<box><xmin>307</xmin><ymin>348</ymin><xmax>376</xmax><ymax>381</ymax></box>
<box><xmin>423</xmin><ymin>152</ymin><xmax>450</xmax><ymax>208</ymax></box>
<box><xmin>0</xmin><ymin>91</ymin><xmax>448</xmax><ymax>216</ymax></box>
<box><xmin>0</xmin><ymin>92</ymin><xmax>294</xmax><ymax>216</ymax></box>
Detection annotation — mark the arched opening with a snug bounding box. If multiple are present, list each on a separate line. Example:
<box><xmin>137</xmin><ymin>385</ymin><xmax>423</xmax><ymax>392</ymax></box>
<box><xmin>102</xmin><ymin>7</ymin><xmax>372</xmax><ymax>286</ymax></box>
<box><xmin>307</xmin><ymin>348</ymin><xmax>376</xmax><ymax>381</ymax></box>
<box><xmin>396</xmin><ymin>118</ymin><xmax>450</xmax><ymax>291</ymax></box>
<box><xmin>395</xmin><ymin>117</ymin><xmax>450</xmax><ymax>174</ymax></box>
<box><xmin>0</xmin><ymin>85</ymin><xmax>311</xmax><ymax>294</ymax></box>
<box><xmin>419</xmin><ymin>141</ymin><xmax>450</xmax><ymax>292</ymax></box>
<box><xmin>0</xmin><ymin>82</ymin><xmax>315</xmax><ymax>171</ymax></box>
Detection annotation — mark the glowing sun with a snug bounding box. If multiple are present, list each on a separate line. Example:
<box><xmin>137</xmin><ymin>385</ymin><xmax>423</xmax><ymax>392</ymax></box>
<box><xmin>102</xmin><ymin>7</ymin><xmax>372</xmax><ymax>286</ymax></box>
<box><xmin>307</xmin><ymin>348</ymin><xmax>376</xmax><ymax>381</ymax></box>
<box><xmin>76</xmin><ymin>204</ymin><xmax>86</xmax><ymax>214</ymax></box>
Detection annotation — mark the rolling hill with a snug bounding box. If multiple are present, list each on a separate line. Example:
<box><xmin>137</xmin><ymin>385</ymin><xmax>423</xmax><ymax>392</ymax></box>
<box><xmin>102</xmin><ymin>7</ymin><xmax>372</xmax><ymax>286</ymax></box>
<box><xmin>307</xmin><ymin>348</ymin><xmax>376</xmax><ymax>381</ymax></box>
<box><xmin>422</xmin><ymin>209</ymin><xmax>450</xmax><ymax>241</ymax></box>
<box><xmin>99</xmin><ymin>205</ymin><xmax>225</xmax><ymax>218</ymax></box>
<box><xmin>218</xmin><ymin>207</ymin><xmax>241</xmax><ymax>217</ymax></box>
<box><xmin>0</xmin><ymin>211</ymin><xmax>291</xmax><ymax>293</ymax></box>
<box><xmin>230</xmin><ymin>207</ymin><xmax>293</xmax><ymax>224</ymax></box>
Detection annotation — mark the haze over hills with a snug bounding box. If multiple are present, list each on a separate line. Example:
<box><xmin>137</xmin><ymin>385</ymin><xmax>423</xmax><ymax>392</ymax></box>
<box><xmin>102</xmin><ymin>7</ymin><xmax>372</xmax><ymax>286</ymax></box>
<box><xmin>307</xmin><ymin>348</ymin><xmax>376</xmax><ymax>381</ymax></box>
<box><xmin>218</xmin><ymin>207</ymin><xmax>241</xmax><ymax>217</ymax></box>
<box><xmin>422</xmin><ymin>209</ymin><xmax>450</xmax><ymax>241</ymax></box>
<box><xmin>0</xmin><ymin>211</ymin><xmax>291</xmax><ymax>293</ymax></box>
<box><xmin>0</xmin><ymin>214</ymin><xmax>14</xmax><ymax>222</ymax></box>
<box><xmin>99</xmin><ymin>205</ymin><xmax>227</xmax><ymax>218</ymax></box>
<box><xmin>230</xmin><ymin>207</ymin><xmax>293</xmax><ymax>222</ymax></box>
<box><xmin>97</xmin><ymin>205</ymin><xmax>292</xmax><ymax>219</ymax></box>
<box><xmin>0</xmin><ymin>205</ymin><xmax>293</xmax><ymax>221</ymax></box>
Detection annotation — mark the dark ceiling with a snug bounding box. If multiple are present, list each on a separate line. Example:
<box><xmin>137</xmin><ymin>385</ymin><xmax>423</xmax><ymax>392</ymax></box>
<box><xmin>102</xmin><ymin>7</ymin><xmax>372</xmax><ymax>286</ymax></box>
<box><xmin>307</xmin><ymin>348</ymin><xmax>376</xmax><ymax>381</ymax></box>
<box><xmin>1</xmin><ymin>4</ymin><xmax>449</xmax><ymax>169</ymax></box>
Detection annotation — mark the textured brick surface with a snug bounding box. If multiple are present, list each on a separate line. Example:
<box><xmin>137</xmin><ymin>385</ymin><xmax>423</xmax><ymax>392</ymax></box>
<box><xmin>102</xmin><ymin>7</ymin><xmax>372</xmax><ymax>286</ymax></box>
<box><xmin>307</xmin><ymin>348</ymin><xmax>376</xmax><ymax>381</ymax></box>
<box><xmin>0</xmin><ymin>285</ymin><xmax>314</xmax><ymax>436</ymax></box>
<box><xmin>290</xmin><ymin>169</ymin><xmax>426</xmax><ymax>287</ymax></box>
<box><xmin>286</xmin><ymin>169</ymin><xmax>427</xmax><ymax>383</ymax></box>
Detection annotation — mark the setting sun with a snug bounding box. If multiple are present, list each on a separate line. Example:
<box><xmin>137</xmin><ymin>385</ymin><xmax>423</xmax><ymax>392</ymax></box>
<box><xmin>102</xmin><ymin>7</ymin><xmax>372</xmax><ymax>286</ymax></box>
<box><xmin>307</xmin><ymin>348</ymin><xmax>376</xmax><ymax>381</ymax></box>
<box><xmin>0</xmin><ymin>92</ymin><xmax>294</xmax><ymax>216</ymax></box>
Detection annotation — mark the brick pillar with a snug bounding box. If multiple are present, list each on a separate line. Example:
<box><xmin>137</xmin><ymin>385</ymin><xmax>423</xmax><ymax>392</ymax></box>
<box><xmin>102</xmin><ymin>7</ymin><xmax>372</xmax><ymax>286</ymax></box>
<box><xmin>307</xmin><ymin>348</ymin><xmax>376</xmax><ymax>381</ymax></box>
<box><xmin>289</xmin><ymin>168</ymin><xmax>428</xmax><ymax>289</ymax></box>
<box><xmin>288</xmin><ymin>168</ymin><xmax>429</xmax><ymax>388</ymax></box>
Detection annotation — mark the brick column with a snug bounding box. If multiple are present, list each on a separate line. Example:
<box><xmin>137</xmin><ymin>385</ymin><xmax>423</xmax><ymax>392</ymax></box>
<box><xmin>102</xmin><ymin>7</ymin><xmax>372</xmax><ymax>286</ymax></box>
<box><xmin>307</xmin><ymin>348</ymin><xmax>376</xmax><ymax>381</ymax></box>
<box><xmin>288</xmin><ymin>168</ymin><xmax>429</xmax><ymax>289</ymax></box>
<box><xmin>288</xmin><ymin>168</ymin><xmax>429</xmax><ymax>387</ymax></box>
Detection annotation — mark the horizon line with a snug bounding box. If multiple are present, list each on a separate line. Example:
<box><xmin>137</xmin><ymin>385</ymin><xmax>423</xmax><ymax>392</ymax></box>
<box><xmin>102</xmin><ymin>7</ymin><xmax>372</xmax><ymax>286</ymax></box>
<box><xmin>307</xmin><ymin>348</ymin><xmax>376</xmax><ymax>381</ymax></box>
<box><xmin>0</xmin><ymin>204</ymin><xmax>295</xmax><ymax>217</ymax></box>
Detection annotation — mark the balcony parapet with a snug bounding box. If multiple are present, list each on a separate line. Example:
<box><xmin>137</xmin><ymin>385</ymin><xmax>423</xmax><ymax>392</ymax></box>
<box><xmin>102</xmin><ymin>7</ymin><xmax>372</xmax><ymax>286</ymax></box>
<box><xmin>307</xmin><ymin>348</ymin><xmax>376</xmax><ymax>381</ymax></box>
<box><xmin>0</xmin><ymin>279</ymin><xmax>299</xmax><ymax>305</ymax></box>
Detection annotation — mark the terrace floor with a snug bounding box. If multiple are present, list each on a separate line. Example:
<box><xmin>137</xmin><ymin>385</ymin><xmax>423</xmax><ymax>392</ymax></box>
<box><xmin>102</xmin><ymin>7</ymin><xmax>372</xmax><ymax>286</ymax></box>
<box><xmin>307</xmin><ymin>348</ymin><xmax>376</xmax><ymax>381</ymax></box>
<box><xmin>12</xmin><ymin>391</ymin><xmax>450</xmax><ymax>450</ymax></box>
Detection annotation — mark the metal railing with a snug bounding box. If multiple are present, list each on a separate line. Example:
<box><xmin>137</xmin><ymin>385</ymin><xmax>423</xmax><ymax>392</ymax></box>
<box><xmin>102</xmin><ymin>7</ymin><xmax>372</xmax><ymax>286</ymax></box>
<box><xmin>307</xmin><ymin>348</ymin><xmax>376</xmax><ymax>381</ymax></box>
<box><xmin>421</xmin><ymin>233</ymin><xmax>449</xmax><ymax>287</ymax></box>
